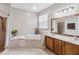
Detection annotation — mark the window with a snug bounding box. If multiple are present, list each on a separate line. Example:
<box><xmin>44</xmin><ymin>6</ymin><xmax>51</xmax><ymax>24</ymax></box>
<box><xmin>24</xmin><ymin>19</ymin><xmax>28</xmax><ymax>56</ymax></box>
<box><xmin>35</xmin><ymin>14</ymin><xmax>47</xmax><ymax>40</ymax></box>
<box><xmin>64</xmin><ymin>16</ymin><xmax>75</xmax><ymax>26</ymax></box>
<box><xmin>39</xmin><ymin>14</ymin><xmax>48</xmax><ymax>29</ymax></box>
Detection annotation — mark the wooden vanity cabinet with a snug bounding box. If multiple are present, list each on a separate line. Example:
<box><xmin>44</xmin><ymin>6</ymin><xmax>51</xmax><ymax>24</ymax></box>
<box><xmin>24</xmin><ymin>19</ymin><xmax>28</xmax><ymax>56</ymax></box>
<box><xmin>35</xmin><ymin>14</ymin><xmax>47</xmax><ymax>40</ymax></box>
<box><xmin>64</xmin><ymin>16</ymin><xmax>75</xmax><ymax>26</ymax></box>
<box><xmin>45</xmin><ymin>36</ymin><xmax>54</xmax><ymax>50</ymax></box>
<box><xmin>54</xmin><ymin>39</ymin><xmax>62</xmax><ymax>55</ymax></box>
<box><xmin>63</xmin><ymin>42</ymin><xmax>79</xmax><ymax>55</ymax></box>
<box><xmin>45</xmin><ymin>36</ymin><xmax>79</xmax><ymax>55</ymax></box>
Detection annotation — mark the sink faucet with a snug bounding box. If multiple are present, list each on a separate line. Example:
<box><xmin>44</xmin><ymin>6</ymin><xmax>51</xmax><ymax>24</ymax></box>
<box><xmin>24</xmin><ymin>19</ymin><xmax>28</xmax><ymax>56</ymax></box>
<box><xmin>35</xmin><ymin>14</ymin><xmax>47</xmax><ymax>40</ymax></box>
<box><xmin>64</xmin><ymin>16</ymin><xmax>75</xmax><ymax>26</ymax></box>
<box><xmin>74</xmin><ymin>35</ymin><xmax>78</xmax><ymax>40</ymax></box>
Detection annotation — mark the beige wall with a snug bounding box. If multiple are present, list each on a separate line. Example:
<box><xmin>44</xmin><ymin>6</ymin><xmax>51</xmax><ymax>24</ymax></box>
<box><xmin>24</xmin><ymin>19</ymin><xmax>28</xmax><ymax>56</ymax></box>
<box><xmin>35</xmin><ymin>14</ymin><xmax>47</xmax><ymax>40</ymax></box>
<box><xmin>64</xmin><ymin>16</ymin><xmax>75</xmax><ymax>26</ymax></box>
<box><xmin>38</xmin><ymin>3</ymin><xmax>79</xmax><ymax>36</ymax></box>
<box><xmin>12</xmin><ymin>8</ymin><xmax>38</xmax><ymax>35</ymax></box>
<box><xmin>0</xmin><ymin>3</ymin><xmax>10</xmax><ymax>17</ymax></box>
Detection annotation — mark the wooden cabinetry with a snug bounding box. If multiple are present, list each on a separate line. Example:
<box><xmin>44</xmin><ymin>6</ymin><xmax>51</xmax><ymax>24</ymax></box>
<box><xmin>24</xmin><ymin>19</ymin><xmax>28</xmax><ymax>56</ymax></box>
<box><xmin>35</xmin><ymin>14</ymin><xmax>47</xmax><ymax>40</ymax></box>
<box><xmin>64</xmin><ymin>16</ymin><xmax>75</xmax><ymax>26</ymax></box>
<box><xmin>45</xmin><ymin>36</ymin><xmax>54</xmax><ymax>50</ymax></box>
<box><xmin>45</xmin><ymin>36</ymin><xmax>79</xmax><ymax>55</ymax></box>
<box><xmin>63</xmin><ymin>42</ymin><xmax>79</xmax><ymax>55</ymax></box>
<box><xmin>0</xmin><ymin>17</ymin><xmax>6</xmax><ymax>52</ymax></box>
<box><xmin>54</xmin><ymin>39</ymin><xmax>62</xmax><ymax>55</ymax></box>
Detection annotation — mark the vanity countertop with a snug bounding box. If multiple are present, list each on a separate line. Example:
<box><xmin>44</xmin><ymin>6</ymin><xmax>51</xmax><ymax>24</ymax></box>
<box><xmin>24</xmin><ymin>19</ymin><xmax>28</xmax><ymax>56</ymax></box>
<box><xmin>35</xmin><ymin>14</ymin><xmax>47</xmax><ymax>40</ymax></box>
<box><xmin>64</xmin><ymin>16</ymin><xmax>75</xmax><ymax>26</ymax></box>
<box><xmin>44</xmin><ymin>32</ymin><xmax>79</xmax><ymax>45</ymax></box>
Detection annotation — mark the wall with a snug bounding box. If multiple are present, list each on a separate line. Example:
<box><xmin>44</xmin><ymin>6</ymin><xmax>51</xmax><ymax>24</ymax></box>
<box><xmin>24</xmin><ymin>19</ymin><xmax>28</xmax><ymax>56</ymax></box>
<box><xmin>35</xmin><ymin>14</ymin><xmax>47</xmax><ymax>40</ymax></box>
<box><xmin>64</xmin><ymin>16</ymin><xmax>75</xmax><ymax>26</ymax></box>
<box><xmin>38</xmin><ymin>3</ymin><xmax>79</xmax><ymax>36</ymax></box>
<box><xmin>0</xmin><ymin>3</ymin><xmax>11</xmax><ymax>48</ymax></box>
<box><xmin>64</xmin><ymin>16</ymin><xmax>78</xmax><ymax>36</ymax></box>
<box><xmin>38</xmin><ymin>3</ymin><xmax>79</xmax><ymax>18</ymax></box>
<box><xmin>0</xmin><ymin>3</ymin><xmax>10</xmax><ymax>17</ymax></box>
<box><xmin>12</xmin><ymin>8</ymin><xmax>38</xmax><ymax>35</ymax></box>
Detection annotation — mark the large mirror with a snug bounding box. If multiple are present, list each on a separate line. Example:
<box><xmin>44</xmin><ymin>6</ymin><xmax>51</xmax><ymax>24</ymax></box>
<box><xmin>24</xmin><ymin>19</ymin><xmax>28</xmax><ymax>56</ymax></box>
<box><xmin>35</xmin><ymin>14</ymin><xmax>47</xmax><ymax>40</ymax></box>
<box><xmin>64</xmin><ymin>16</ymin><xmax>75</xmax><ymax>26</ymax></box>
<box><xmin>51</xmin><ymin>14</ymin><xmax>79</xmax><ymax>37</ymax></box>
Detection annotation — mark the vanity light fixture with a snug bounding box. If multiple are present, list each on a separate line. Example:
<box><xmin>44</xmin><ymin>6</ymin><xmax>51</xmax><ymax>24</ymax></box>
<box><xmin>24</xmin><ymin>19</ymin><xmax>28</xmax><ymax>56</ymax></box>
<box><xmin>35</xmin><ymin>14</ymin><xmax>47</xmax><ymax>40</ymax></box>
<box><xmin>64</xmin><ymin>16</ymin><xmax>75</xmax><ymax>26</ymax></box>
<box><xmin>57</xmin><ymin>6</ymin><xmax>75</xmax><ymax>14</ymax></box>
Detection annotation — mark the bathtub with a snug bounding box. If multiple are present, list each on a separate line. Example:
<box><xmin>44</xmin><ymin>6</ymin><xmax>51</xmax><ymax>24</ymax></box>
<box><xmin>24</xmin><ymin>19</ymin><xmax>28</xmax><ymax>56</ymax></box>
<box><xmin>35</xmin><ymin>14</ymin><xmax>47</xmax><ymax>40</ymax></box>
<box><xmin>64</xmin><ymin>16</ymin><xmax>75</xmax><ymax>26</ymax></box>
<box><xmin>11</xmin><ymin>34</ymin><xmax>41</xmax><ymax>40</ymax></box>
<box><xmin>10</xmin><ymin>34</ymin><xmax>42</xmax><ymax>48</ymax></box>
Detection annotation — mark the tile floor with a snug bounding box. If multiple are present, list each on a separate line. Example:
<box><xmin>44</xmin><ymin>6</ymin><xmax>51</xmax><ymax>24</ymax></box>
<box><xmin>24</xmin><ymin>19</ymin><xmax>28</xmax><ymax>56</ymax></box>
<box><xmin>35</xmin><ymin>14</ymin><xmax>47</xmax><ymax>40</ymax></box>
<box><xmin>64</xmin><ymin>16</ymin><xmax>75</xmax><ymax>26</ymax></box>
<box><xmin>0</xmin><ymin>48</ymin><xmax>55</xmax><ymax>55</ymax></box>
<box><xmin>42</xmin><ymin>48</ymin><xmax>56</xmax><ymax>55</ymax></box>
<box><xmin>0</xmin><ymin>48</ymin><xmax>47</xmax><ymax>55</ymax></box>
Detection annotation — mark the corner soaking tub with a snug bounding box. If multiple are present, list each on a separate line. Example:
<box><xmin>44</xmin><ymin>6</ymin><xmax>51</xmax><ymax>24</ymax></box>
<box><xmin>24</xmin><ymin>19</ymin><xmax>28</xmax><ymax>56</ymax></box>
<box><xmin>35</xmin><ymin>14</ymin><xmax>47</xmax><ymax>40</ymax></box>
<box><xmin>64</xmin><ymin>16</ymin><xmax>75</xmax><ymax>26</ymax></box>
<box><xmin>9</xmin><ymin>34</ymin><xmax>42</xmax><ymax>48</ymax></box>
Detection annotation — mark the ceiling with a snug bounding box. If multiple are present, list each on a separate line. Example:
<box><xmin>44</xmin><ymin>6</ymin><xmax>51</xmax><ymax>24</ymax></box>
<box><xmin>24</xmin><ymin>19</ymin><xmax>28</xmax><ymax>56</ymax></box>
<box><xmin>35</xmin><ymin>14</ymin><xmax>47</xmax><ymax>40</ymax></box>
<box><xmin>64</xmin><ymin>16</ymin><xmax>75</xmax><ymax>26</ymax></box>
<box><xmin>11</xmin><ymin>3</ymin><xmax>53</xmax><ymax>13</ymax></box>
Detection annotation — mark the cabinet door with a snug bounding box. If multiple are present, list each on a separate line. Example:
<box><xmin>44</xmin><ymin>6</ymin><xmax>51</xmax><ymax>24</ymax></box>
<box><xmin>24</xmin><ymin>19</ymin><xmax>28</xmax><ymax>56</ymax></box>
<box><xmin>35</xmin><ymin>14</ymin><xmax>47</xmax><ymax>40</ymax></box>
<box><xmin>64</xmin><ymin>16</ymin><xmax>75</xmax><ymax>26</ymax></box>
<box><xmin>45</xmin><ymin>36</ymin><xmax>54</xmax><ymax>50</ymax></box>
<box><xmin>64</xmin><ymin>42</ymin><xmax>79</xmax><ymax>55</ymax></box>
<box><xmin>54</xmin><ymin>39</ymin><xmax>62</xmax><ymax>55</ymax></box>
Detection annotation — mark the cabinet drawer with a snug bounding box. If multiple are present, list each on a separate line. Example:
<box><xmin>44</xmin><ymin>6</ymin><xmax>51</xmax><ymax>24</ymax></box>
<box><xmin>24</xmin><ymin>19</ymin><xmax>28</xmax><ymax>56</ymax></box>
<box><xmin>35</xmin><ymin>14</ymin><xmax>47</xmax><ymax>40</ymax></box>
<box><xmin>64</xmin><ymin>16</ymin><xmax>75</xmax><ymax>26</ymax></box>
<box><xmin>54</xmin><ymin>39</ymin><xmax>62</xmax><ymax>54</ymax></box>
<box><xmin>54</xmin><ymin>39</ymin><xmax>62</xmax><ymax>48</ymax></box>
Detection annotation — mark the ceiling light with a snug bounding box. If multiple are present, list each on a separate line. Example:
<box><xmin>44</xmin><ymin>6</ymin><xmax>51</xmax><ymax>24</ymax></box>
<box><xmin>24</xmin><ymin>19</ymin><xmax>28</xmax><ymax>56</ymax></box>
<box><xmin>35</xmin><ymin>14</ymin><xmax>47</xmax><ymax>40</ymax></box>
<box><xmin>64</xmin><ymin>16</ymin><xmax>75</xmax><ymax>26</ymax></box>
<box><xmin>32</xmin><ymin>6</ymin><xmax>37</xmax><ymax>10</ymax></box>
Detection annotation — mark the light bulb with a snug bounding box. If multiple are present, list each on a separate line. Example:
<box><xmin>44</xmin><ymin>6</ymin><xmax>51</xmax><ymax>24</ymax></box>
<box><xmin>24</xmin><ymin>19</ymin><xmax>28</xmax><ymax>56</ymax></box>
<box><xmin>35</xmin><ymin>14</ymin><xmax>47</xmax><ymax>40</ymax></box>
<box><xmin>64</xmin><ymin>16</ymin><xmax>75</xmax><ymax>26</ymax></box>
<box><xmin>68</xmin><ymin>8</ymin><xmax>72</xmax><ymax>11</ymax></box>
<box><xmin>68</xmin><ymin>7</ymin><xmax>74</xmax><ymax>11</ymax></box>
<box><xmin>32</xmin><ymin>6</ymin><xmax>37</xmax><ymax>10</ymax></box>
<box><xmin>62</xmin><ymin>9</ymin><xmax>66</xmax><ymax>13</ymax></box>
